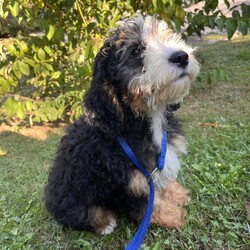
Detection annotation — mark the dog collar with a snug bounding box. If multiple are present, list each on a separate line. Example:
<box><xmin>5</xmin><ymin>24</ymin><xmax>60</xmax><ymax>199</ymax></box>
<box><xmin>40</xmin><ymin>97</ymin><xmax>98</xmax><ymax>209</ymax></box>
<box><xmin>168</xmin><ymin>103</ymin><xmax>180</xmax><ymax>112</ymax></box>
<box><xmin>117</xmin><ymin>130</ymin><xmax>167</xmax><ymax>250</ymax></box>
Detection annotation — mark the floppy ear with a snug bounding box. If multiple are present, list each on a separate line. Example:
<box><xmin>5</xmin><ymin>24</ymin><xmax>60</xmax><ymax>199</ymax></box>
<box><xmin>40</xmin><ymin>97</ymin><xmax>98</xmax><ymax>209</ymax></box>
<box><xmin>84</xmin><ymin>43</ymin><xmax>124</xmax><ymax>135</ymax></box>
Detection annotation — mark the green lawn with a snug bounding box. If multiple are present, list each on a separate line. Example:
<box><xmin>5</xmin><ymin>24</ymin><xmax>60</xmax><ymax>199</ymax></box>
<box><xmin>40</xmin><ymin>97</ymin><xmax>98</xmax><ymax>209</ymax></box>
<box><xmin>0</xmin><ymin>36</ymin><xmax>249</xmax><ymax>250</ymax></box>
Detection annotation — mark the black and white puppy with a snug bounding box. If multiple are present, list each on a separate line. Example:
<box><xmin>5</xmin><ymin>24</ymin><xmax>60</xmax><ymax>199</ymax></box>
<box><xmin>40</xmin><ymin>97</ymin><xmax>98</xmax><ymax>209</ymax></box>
<box><xmin>45</xmin><ymin>14</ymin><xmax>199</xmax><ymax>235</ymax></box>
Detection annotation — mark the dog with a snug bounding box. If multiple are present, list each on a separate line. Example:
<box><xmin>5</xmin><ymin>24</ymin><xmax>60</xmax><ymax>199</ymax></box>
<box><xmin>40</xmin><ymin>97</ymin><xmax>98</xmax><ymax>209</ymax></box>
<box><xmin>45</xmin><ymin>14</ymin><xmax>199</xmax><ymax>235</ymax></box>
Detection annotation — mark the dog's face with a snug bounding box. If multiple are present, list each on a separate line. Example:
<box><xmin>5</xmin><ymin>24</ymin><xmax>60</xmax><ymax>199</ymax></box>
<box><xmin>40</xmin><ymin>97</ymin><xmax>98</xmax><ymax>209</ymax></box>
<box><xmin>84</xmin><ymin>15</ymin><xmax>199</xmax><ymax>133</ymax></box>
<box><xmin>104</xmin><ymin>15</ymin><xmax>200</xmax><ymax>114</ymax></box>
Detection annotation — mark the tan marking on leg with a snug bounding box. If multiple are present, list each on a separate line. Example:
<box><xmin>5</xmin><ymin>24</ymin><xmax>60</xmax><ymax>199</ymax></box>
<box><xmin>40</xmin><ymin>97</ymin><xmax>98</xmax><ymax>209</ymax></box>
<box><xmin>151</xmin><ymin>181</ymin><xmax>189</xmax><ymax>229</ymax></box>
<box><xmin>90</xmin><ymin>206</ymin><xmax>117</xmax><ymax>235</ymax></box>
<box><xmin>127</xmin><ymin>170</ymin><xmax>149</xmax><ymax>197</ymax></box>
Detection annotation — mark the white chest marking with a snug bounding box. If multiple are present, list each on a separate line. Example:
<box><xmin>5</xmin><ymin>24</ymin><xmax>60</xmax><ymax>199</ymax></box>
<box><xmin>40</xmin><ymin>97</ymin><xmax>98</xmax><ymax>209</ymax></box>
<box><xmin>150</xmin><ymin>109</ymin><xmax>165</xmax><ymax>147</ymax></box>
<box><xmin>150</xmin><ymin>109</ymin><xmax>180</xmax><ymax>190</ymax></box>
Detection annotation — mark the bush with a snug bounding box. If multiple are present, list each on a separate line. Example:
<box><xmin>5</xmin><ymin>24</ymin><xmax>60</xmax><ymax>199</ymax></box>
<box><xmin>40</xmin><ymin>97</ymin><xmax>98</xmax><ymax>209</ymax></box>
<box><xmin>0</xmin><ymin>0</ymin><xmax>249</xmax><ymax>124</ymax></box>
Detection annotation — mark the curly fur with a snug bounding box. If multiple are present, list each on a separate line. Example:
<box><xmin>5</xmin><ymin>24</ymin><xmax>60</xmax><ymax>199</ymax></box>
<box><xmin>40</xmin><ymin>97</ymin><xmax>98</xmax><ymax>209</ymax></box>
<box><xmin>45</xmin><ymin>14</ymin><xmax>199</xmax><ymax>234</ymax></box>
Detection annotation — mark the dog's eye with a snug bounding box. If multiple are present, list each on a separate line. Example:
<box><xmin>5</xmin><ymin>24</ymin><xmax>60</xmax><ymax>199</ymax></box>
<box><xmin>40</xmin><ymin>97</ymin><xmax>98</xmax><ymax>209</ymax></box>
<box><xmin>130</xmin><ymin>48</ymin><xmax>140</xmax><ymax>58</ymax></box>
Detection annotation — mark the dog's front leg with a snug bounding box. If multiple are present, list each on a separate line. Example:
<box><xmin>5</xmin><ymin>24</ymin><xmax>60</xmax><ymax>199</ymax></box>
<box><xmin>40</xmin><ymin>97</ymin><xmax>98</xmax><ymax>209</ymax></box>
<box><xmin>151</xmin><ymin>181</ymin><xmax>189</xmax><ymax>229</ymax></box>
<box><xmin>127</xmin><ymin>170</ymin><xmax>189</xmax><ymax>228</ymax></box>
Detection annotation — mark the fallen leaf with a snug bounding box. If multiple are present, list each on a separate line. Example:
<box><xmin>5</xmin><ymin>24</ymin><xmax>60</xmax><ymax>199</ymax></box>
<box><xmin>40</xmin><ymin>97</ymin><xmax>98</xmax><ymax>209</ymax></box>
<box><xmin>202</xmin><ymin>123</ymin><xmax>219</xmax><ymax>128</ymax></box>
<box><xmin>0</xmin><ymin>149</ymin><xmax>7</xmax><ymax>157</ymax></box>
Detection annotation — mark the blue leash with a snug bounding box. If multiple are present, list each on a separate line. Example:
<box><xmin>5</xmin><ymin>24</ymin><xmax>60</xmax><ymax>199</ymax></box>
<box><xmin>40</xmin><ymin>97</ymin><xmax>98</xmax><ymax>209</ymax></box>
<box><xmin>117</xmin><ymin>130</ymin><xmax>167</xmax><ymax>250</ymax></box>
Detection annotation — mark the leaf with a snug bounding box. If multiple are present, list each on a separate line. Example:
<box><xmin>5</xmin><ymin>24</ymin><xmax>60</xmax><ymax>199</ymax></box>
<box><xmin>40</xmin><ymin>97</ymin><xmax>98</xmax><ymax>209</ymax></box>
<box><xmin>34</xmin><ymin>64</ymin><xmax>42</xmax><ymax>75</ymax></box>
<box><xmin>44</xmin><ymin>63</ymin><xmax>54</xmax><ymax>72</ymax></box>
<box><xmin>226</xmin><ymin>19</ymin><xmax>237</xmax><ymax>39</ymax></box>
<box><xmin>241</xmin><ymin>3</ymin><xmax>250</xmax><ymax>18</ymax></box>
<box><xmin>40</xmin><ymin>113</ymin><xmax>48</xmax><ymax>122</ymax></box>
<box><xmin>32</xmin><ymin>116</ymin><xmax>41</xmax><ymax>123</ymax></box>
<box><xmin>0</xmin><ymin>77</ymin><xmax>10</xmax><ymax>92</ymax></box>
<box><xmin>7</xmin><ymin>77</ymin><xmax>18</xmax><ymax>87</ymax></box>
<box><xmin>152</xmin><ymin>0</ymin><xmax>158</xmax><ymax>10</ymax></box>
<box><xmin>0</xmin><ymin>149</ymin><xmax>7</xmax><ymax>157</ymax></box>
<box><xmin>44</xmin><ymin>46</ymin><xmax>53</xmax><ymax>55</ymax></box>
<box><xmin>9</xmin><ymin>1</ymin><xmax>19</xmax><ymax>17</ymax></box>
<box><xmin>46</xmin><ymin>25</ymin><xmax>55</xmax><ymax>40</ymax></box>
<box><xmin>24</xmin><ymin>57</ymin><xmax>36</xmax><ymax>67</ymax></box>
<box><xmin>237</xmin><ymin>20</ymin><xmax>248</xmax><ymax>35</ymax></box>
<box><xmin>2</xmin><ymin>67</ymin><xmax>10</xmax><ymax>79</ymax></box>
<box><xmin>45</xmin><ymin>107</ymin><xmax>58</xmax><ymax>122</ymax></box>
<box><xmin>16</xmin><ymin>102</ymin><xmax>26</xmax><ymax>119</ymax></box>
<box><xmin>173</xmin><ymin>18</ymin><xmax>181</xmax><ymax>32</ymax></box>
<box><xmin>85</xmin><ymin>41</ymin><xmax>93</xmax><ymax>60</ymax></box>
<box><xmin>208</xmin><ymin>16</ymin><xmax>215</xmax><ymax>29</ymax></box>
<box><xmin>232</xmin><ymin>10</ymin><xmax>240</xmax><ymax>19</ymax></box>
<box><xmin>224</xmin><ymin>0</ymin><xmax>230</xmax><ymax>9</ymax></box>
<box><xmin>175</xmin><ymin>5</ymin><xmax>185</xmax><ymax>24</ymax></box>
<box><xmin>12</xmin><ymin>62</ymin><xmax>22</xmax><ymax>79</ymax></box>
<box><xmin>0</xmin><ymin>3</ymin><xmax>9</xmax><ymax>18</ymax></box>
<box><xmin>77</xmin><ymin>65</ymin><xmax>90</xmax><ymax>77</ymax></box>
<box><xmin>69</xmin><ymin>51</ymin><xmax>80</xmax><ymax>62</ymax></box>
<box><xmin>19</xmin><ymin>61</ymin><xmax>30</xmax><ymax>76</ymax></box>
<box><xmin>41</xmin><ymin>68</ymin><xmax>50</xmax><ymax>78</ymax></box>
<box><xmin>25</xmin><ymin>101</ymin><xmax>33</xmax><ymax>112</ymax></box>
<box><xmin>6</xmin><ymin>43</ymin><xmax>18</xmax><ymax>56</ymax></box>
<box><xmin>54</xmin><ymin>27</ymin><xmax>64</xmax><ymax>41</ymax></box>
<box><xmin>70</xmin><ymin>101</ymin><xmax>81</xmax><ymax>111</ymax></box>
<box><xmin>19</xmin><ymin>41</ymin><xmax>28</xmax><ymax>54</ymax></box>
<box><xmin>87</xmin><ymin>22</ymin><xmax>96</xmax><ymax>34</ymax></box>
<box><xmin>204</xmin><ymin>0</ymin><xmax>218</xmax><ymax>14</ymax></box>
<box><xmin>216</xmin><ymin>18</ymin><xmax>224</xmax><ymax>31</ymax></box>
<box><xmin>37</xmin><ymin>48</ymin><xmax>46</xmax><ymax>60</ymax></box>
<box><xmin>51</xmin><ymin>71</ymin><xmax>61</xmax><ymax>79</ymax></box>
<box><xmin>37</xmin><ymin>17</ymin><xmax>49</xmax><ymax>32</ymax></box>
<box><xmin>4</xmin><ymin>97</ymin><xmax>17</xmax><ymax>116</ymax></box>
<box><xmin>202</xmin><ymin>123</ymin><xmax>219</xmax><ymax>128</ymax></box>
<box><xmin>31</xmin><ymin>43</ymin><xmax>38</xmax><ymax>52</ymax></box>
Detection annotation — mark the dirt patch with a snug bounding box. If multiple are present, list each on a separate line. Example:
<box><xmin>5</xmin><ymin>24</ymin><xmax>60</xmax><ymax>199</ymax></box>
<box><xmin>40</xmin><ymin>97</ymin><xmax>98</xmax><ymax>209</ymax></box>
<box><xmin>0</xmin><ymin>123</ymin><xmax>65</xmax><ymax>140</ymax></box>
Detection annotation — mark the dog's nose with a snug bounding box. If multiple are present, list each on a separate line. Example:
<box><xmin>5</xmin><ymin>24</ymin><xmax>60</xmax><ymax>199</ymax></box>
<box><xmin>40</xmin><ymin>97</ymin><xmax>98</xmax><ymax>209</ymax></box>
<box><xmin>169</xmin><ymin>51</ymin><xmax>189</xmax><ymax>69</ymax></box>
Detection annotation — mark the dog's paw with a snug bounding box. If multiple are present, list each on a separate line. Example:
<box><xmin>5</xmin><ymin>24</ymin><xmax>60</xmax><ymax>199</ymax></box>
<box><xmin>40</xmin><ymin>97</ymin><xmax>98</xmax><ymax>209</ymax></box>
<box><xmin>151</xmin><ymin>190</ymin><xmax>187</xmax><ymax>229</ymax></box>
<box><xmin>163</xmin><ymin>181</ymin><xmax>190</xmax><ymax>207</ymax></box>
<box><xmin>99</xmin><ymin>218</ymin><xmax>117</xmax><ymax>235</ymax></box>
<box><xmin>90</xmin><ymin>206</ymin><xmax>117</xmax><ymax>235</ymax></box>
<box><xmin>152</xmin><ymin>202</ymin><xmax>186</xmax><ymax>229</ymax></box>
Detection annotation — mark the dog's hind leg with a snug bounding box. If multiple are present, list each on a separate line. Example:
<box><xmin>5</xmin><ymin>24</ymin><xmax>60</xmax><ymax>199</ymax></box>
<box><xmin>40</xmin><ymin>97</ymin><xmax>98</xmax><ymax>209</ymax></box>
<box><xmin>46</xmin><ymin>193</ymin><xmax>117</xmax><ymax>234</ymax></box>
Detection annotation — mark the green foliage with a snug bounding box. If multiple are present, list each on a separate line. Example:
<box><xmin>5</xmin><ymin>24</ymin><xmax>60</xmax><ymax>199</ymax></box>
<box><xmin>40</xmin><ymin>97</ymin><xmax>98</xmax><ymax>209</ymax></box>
<box><xmin>0</xmin><ymin>0</ymin><xmax>249</xmax><ymax>124</ymax></box>
<box><xmin>186</xmin><ymin>1</ymin><xmax>250</xmax><ymax>39</ymax></box>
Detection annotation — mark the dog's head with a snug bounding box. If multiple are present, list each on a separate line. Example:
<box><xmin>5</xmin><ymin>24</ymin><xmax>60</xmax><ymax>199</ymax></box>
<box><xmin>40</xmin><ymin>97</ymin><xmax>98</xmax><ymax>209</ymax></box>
<box><xmin>84</xmin><ymin>15</ymin><xmax>200</xmax><ymax>133</ymax></box>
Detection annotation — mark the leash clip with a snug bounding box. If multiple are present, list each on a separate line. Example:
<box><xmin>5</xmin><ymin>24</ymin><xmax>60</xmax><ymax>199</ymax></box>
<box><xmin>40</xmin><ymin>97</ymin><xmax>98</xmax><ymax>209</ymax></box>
<box><xmin>147</xmin><ymin>167</ymin><xmax>158</xmax><ymax>183</ymax></box>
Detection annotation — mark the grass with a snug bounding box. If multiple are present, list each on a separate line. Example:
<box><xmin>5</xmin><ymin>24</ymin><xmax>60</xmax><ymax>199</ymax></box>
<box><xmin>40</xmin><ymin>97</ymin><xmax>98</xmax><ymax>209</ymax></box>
<box><xmin>0</xmin><ymin>35</ymin><xmax>250</xmax><ymax>250</ymax></box>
